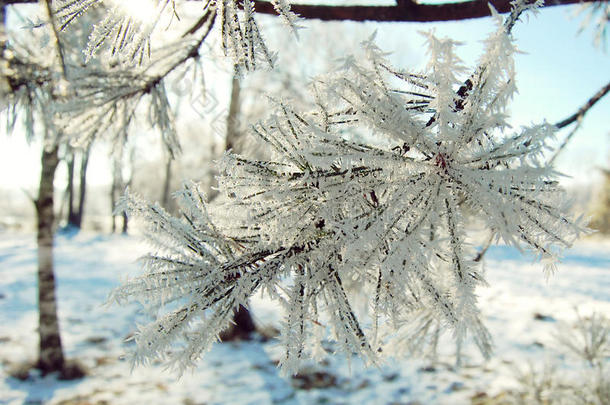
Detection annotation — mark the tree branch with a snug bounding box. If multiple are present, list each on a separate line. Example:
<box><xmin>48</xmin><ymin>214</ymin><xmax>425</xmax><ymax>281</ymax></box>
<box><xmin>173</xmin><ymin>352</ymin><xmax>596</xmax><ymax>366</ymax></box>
<box><xmin>473</xmin><ymin>232</ymin><xmax>495</xmax><ymax>262</ymax></box>
<box><xmin>2</xmin><ymin>0</ymin><xmax>606</xmax><ymax>23</ymax></box>
<box><xmin>548</xmin><ymin>120</ymin><xmax>583</xmax><ymax>164</ymax></box>
<box><xmin>252</xmin><ymin>0</ymin><xmax>603</xmax><ymax>22</ymax></box>
<box><xmin>555</xmin><ymin>80</ymin><xmax>610</xmax><ymax>129</ymax></box>
<box><xmin>44</xmin><ymin>0</ymin><xmax>66</xmax><ymax>79</ymax></box>
<box><xmin>549</xmin><ymin>80</ymin><xmax>610</xmax><ymax>163</ymax></box>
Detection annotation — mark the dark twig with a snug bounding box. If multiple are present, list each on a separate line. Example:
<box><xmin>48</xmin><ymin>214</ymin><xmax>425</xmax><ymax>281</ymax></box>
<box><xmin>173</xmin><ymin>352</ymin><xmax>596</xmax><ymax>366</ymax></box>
<box><xmin>473</xmin><ymin>232</ymin><xmax>495</xmax><ymax>262</ymax></box>
<box><xmin>548</xmin><ymin>120</ymin><xmax>583</xmax><ymax>165</ymax></box>
<box><xmin>550</xmin><ymin>80</ymin><xmax>610</xmax><ymax>163</ymax></box>
<box><xmin>555</xmin><ymin>80</ymin><xmax>610</xmax><ymax>130</ymax></box>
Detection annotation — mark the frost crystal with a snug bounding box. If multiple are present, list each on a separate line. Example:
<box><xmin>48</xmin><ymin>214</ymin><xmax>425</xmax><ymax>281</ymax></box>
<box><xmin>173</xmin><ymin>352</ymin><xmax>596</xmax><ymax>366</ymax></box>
<box><xmin>54</xmin><ymin>0</ymin><xmax>299</xmax><ymax>69</ymax></box>
<box><xmin>111</xmin><ymin>2</ymin><xmax>587</xmax><ymax>375</ymax></box>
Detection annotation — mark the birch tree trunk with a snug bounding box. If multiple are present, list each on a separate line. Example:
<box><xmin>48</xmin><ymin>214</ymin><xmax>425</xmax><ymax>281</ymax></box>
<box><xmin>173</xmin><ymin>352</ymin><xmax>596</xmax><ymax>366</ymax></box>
<box><xmin>35</xmin><ymin>144</ymin><xmax>65</xmax><ymax>374</ymax></box>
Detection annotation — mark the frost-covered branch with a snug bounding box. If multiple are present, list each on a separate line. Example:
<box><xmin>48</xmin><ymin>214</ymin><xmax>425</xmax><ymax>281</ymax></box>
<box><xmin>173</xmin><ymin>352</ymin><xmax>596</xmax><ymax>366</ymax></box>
<box><xmin>0</xmin><ymin>10</ymin><xmax>59</xmax><ymax>143</ymax></box>
<box><xmin>113</xmin><ymin>1</ymin><xmax>588</xmax><ymax>375</ymax></box>
<box><xmin>56</xmin><ymin>10</ymin><xmax>215</xmax><ymax>149</ymax></box>
<box><xmin>51</xmin><ymin>0</ymin><xmax>300</xmax><ymax>71</ymax></box>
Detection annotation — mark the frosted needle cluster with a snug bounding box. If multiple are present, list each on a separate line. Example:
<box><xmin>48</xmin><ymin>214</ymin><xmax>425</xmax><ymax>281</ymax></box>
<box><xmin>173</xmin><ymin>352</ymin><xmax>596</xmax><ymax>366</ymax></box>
<box><xmin>111</xmin><ymin>0</ymin><xmax>587</xmax><ymax>375</ymax></box>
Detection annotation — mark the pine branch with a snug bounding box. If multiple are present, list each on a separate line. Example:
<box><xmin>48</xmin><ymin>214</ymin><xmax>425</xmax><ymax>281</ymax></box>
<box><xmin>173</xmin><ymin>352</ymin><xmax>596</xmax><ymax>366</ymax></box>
<box><xmin>29</xmin><ymin>0</ymin><xmax>583</xmax><ymax>375</ymax></box>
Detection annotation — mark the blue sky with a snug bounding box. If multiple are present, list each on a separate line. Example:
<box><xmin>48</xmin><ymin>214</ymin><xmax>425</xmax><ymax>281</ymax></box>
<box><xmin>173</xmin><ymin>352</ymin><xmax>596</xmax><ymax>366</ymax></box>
<box><xmin>0</xmin><ymin>3</ymin><xmax>608</xmax><ymax>190</ymax></box>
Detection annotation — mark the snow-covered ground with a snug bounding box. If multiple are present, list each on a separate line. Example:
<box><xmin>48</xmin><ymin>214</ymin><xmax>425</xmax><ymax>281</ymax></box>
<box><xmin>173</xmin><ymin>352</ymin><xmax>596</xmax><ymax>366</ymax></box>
<box><xmin>0</xmin><ymin>231</ymin><xmax>608</xmax><ymax>405</ymax></box>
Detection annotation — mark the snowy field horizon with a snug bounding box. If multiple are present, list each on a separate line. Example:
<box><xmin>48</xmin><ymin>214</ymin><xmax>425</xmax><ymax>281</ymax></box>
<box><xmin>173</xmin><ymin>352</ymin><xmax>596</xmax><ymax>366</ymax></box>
<box><xmin>1</xmin><ymin>230</ymin><xmax>608</xmax><ymax>404</ymax></box>
<box><xmin>0</xmin><ymin>175</ymin><xmax>601</xmax><ymax>236</ymax></box>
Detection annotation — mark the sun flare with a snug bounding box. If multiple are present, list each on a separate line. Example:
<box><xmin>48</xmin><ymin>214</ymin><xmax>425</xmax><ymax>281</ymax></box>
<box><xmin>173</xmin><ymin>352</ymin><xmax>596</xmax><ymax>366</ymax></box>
<box><xmin>110</xmin><ymin>0</ymin><xmax>160</xmax><ymax>25</ymax></box>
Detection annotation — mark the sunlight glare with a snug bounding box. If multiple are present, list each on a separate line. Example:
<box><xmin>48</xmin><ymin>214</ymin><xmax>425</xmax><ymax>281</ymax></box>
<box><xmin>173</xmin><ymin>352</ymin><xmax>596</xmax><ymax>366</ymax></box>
<box><xmin>110</xmin><ymin>0</ymin><xmax>160</xmax><ymax>25</ymax></box>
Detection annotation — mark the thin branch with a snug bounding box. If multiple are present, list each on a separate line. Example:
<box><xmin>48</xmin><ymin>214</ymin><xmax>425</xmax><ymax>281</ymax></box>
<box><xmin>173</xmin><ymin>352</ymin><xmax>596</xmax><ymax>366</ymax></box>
<box><xmin>548</xmin><ymin>119</ymin><xmax>583</xmax><ymax>165</ymax></box>
<box><xmin>549</xmin><ymin>80</ymin><xmax>610</xmax><ymax>163</ymax></box>
<box><xmin>3</xmin><ymin>0</ymin><xmax>606</xmax><ymax>23</ymax></box>
<box><xmin>44</xmin><ymin>0</ymin><xmax>67</xmax><ymax>79</ymax></box>
<box><xmin>160</xmin><ymin>8</ymin><xmax>216</xmax><ymax>78</ymax></box>
<box><xmin>21</xmin><ymin>186</ymin><xmax>36</xmax><ymax>205</ymax></box>
<box><xmin>555</xmin><ymin>80</ymin><xmax>610</xmax><ymax>129</ymax></box>
<box><xmin>473</xmin><ymin>232</ymin><xmax>495</xmax><ymax>262</ymax></box>
<box><xmin>182</xmin><ymin>0</ymin><xmax>214</xmax><ymax>37</ymax></box>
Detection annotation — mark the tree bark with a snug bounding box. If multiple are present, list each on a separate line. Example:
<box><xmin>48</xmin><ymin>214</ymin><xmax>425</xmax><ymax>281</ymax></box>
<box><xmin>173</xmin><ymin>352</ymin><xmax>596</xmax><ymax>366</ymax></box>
<box><xmin>249</xmin><ymin>0</ymin><xmax>598</xmax><ymax>22</ymax></box>
<box><xmin>35</xmin><ymin>144</ymin><xmax>65</xmax><ymax>374</ymax></box>
<box><xmin>3</xmin><ymin>0</ymin><xmax>603</xmax><ymax>23</ymax></box>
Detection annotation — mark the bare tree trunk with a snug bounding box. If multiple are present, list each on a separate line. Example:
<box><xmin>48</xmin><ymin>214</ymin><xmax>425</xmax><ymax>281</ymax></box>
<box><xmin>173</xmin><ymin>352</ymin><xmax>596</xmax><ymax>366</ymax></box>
<box><xmin>219</xmin><ymin>304</ymin><xmax>256</xmax><ymax>341</ymax></box>
<box><xmin>35</xmin><ymin>145</ymin><xmax>65</xmax><ymax>374</ymax></box>
<box><xmin>111</xmin><ymin>145</ymin><xmax>134</xmax><ymax>234</ymax></box>
<box><xmin>161</xmin><ymin>153</ymin><xmax>172</xmax><ymax>210</ymax></box>
<box><xmin>66</xmin><ymin>143</ymin><xmax>91</xmax><ymax>229</ymax></box>
<box><xmin>110</xmin><ymin>176</ymin><xmax>117</xmax><ymax>234</ymax></box>
<box><xmin>225</xmin><ymin>74</ymin><xmax>242</xmax><ymax>152</ymax></box>
<box><xmin>74</xmin><ymin>143</ymin><xmax>92</xmax><ymax>228</ymax></box>
<box><xmin>110</xmin><ymin>152</ymin><xmax>121</xmax><ymax>233</ymax></box>
<box><xmin>122</xmin><ymin>149</ymin><xmax>135</xmax><ymax>234</ymax></box>
<box><xmin>219</xmin><ymin>74</ymin><xmax>256</xmax><ymax>341</ymax></box>
<box><xmin>121</xmin><ymin>211</ymin><xmax>129</xmax><ymax>234</ymax></box>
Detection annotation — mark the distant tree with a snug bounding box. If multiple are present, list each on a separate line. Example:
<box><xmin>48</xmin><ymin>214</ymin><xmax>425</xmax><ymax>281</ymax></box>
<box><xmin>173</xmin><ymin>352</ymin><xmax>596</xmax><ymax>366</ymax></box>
<box><xmin>1</xmin><ymin>3</ymin><xmax>77</xmax><ymax>376</ymax></box>
<box><xmin>0</xmin><ymin>0</ymin><xmax>184</xmax><ymax>376</ymax></box>
<box><xmin>590</xmin><ymin>167</ymin><xmax>610</xmax><ymax>233</ymax></box>
<box><xmin>110</xmin><ymin>141</ymin><xmax>134</xmax><ymax>233</ymax></box>
<box><xmin>61</xmin><ymin>141</ymin><xmax>92</xmax><ymax>229</ymax></box>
